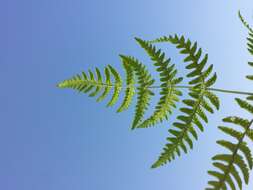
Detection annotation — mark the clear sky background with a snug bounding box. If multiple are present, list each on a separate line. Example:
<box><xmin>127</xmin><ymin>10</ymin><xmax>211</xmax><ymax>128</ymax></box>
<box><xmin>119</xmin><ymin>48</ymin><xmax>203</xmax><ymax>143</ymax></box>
<box><xmin>1</xmin><ymin>0</ymin><xmax>253</xmax><ymax>190</ymax></box>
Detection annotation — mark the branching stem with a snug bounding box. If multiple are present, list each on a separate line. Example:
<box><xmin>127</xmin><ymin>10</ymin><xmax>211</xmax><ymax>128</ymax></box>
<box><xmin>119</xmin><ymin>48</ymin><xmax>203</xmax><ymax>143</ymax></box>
<box><xmin>172</xmin><ymin>85</ymin><xmax>253</xmax><ymax>96</ymax></box>
<box><xmin>59</xmin><ymin>81</ymin><xmax>253</xmax><ymax>96</ymax></box>
<box><xmin>139</xmin><ymin>84</ymin><xmax>253</xmax><ymax>96</ymax></box>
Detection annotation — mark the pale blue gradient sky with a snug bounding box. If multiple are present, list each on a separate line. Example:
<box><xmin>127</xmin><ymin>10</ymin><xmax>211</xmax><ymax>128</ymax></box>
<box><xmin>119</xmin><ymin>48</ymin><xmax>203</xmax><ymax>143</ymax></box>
<box><xmin>1</xmin><ymin>0</ymin><xmax>253</xmax><ymax>190</ymax></box>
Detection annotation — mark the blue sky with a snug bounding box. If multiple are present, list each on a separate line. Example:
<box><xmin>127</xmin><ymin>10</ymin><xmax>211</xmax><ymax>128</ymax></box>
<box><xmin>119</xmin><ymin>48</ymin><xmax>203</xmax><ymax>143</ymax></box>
<box><xmin>1</xmin><ymin>0</ymin><xmax>253</xmax><ymax>189</ymax></box>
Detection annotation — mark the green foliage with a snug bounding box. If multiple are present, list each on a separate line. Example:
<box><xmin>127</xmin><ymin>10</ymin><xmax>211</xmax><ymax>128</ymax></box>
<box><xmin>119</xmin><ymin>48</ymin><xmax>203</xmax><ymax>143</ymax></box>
<box><xmin>238</xmin><ymin>11</ymin><xmax>253</xmax><ymax>35</ymax></box>
<box><xmin>58</xmin><ymin>10</ymin><xmax>253</xmax><ymax>190</ymax></box>
<box><xmin>106</xmin><ymin>65</ymin><xmax>123</xmax><ymax>107</ymax></box>
<box><xmin>119</xmin><ymin>55</ymin><xmax>155</xmax><ymax>129</ymax></box>
<box><xmin>206</xmin><ymin>98</ymin><xmax>253</xmax><ymax>190</ymax></box>
<box><xmin>149</xmin><ymin>34</ymin><xmax>219</xmax><ymax>168</ymax></box>
<box><xmin>239</xmin><ymin>11</ymin><xmax>253</xmax><ymax>101</ymax></box>
<box><xmin>58</xmin><ymin>65</ymin><xmax>123</xmax><ymax>107</ymax></box>
<box><xmin>205</xmin><ymin>13</ymin><xmax>253</xmax><ymax>190</ymax></box>
<box><xmin>97</xmin><ymin>67</ymin><xmax>112</xmax><ymax>102</ymax></box>
<box><xmin>58</xmin><ymin>34</ymin><xmax>219</xmax><ymax>168</ymax></box>
<box><xmin>134</xmin><ymin>37</ymin><xmax>183</xmax><ymax>128</ymax></box>
<box><xmin>116</xmin><ymin>59</ymin><xmax>135</xmax><ymax>113</ymax></box>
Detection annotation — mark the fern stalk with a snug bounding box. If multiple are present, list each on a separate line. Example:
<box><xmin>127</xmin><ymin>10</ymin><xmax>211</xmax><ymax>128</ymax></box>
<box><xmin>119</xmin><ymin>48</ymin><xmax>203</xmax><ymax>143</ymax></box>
<box><xmin>59</xmin><ymin>81</ymin><xmax>253</xmax><ymax>97</ymax></box>
<box><xmin>149</xmin><ymin>85</ymin><xmax>253</xmax><ymax>96</ymax></box>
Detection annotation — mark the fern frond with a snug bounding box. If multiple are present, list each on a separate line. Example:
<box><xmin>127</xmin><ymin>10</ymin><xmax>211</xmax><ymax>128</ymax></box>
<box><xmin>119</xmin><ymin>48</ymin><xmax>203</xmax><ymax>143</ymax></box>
<box><xmin>117</xmin><ymin>59</ymin><xmax>135</xmax><ymax>112</ymax></box>
<box><xmin>150</xmin><ymin>35</ymin><xmax>219</xmax><ymax>168</ymax></box>
<box><xmin>205</xmin><ymin>91</ymin><xmax>220</xmax><ymax>110</ymax></box>
<box><xmin>150</xmin><ymin>34</ymin><xmax>217</xmax><ymax>88</ymax></box>
<box><xmin>206</xmin><ymin>98</ymin><xmax>253</xmax><ymax>190</ymax></box>
<box><xmin>58</xmin><ymin>68</ymin><xmax>103</xmax><ymax>94</ymax></box>
<box><xmin>106</xmin><ymin>65</ymin><xmax>123</xmax><ymax>107</ymax></box>
<box><xmin>119</xmin><ymin>55</ymin><xmax>155</xmax><ymax>129</ymax></box>
<box><xmin>96</xmin><ymin>67</ymin><xmax>112</xmax><ymax>102</ymax></box>
<box><xmin>152</xmin><ymin>89</ymin><xmax>212</xmax><ymax>168</ymax></box>
<box><xmin>238</xmin><ymin>11</ymin><xmax>253</xmax><ymax>34</ymax></box>
<box><xmin>239</xmin><ymin>11</ymin><xmax>253</xmax><ymax>97</ymax></box>
<box><xmin>134</xmin><ymin>38</ymin><xmax>183</xmax><ymax>128</ymax></box>
<box><xmin>89</xmin><ymin>68</ymin><xmax>103</xmax><ymax>97</ymax></box>
<box><xmin>57</xmin><ymin>65</ymin><xmax>123</xmax><ymax>107</ymax></box>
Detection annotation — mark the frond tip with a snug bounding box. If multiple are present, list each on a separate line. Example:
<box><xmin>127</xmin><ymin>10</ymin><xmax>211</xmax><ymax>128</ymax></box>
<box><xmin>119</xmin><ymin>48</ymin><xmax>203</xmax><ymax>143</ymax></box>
<box><xmin>239</xmin><ymin>11</ymin><xmax>253</xmax><ymax>93</ymax></box>
<box><xmin>238</xmin><ymin>11</ymin><xmax>253</xmax><ymax>34</ymax></box>
<box><xmin>57</xmin><ymin>65</ymin><xmax>124</xmax><ymax>107</ymax></box>
<box><xmin>206</xmin><ymin>98</ymin><xmax>253</xmax><ymax>190</ymax></box>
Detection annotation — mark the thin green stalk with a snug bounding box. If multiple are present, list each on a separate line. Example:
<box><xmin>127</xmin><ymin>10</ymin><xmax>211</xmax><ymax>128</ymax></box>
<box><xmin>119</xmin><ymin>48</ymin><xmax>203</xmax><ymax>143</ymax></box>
<box><xmin>58</xmin><ymin>80</ymin><xmax>253</xmax><ymax>96</ymax></box>
<box><xmin>206</xmin><ymin>87</ymin><xmax>253</xmax><ymax>96</ymax></box>
<box><xmin>149</xmin><ymin>85</ymin><xmax>253</xmax><ymax>96</ymax></box>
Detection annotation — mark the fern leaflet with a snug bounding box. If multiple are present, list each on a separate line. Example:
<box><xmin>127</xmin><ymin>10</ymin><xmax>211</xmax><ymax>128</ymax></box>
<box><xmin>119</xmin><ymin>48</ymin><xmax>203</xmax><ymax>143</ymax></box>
<box><xmin>150</xmin><ymin>35</ymin><xmax>219</xmax><ymax>168</ymax></box>
<box><xmin>117</xmin><ymin>60</ymin><xmax>135</xmax><ymax>113</ymax></box>
<box><xmin>134</xmin><ymin>37</ymin><xmax>183</xmax><ymax>128</ymax></box>
<box><xmin>119</xmin><ymin>55</ymin><xmax>155</xmax><ymax>129</ymax></box>
<box><xmin>96</xmin><ymin>67</ymin><xmax>112</xmax><ymax>102</ymax></box>
<box><xmin>239</xmin><ymin>11</ymin><xmax>253</xmax><ymax>101</ymax></box>
<box><xmin>106</xmin><ymin>65</ymin><xmax>122</xmax><ymax>107</ymax></box>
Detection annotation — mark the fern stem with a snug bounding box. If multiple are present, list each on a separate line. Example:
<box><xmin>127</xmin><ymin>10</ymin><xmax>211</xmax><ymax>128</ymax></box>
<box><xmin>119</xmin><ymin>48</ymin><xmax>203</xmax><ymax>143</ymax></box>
<box><xmin>58</xmin><ymin>81</ymin><xmax>253</xmax><ymax>96</ymax></box>
<box><xmin>206</xmin><ymin>87</ymin><xmax>253</xmax><ymax>96</ymax></box>
<box><xmin>149</xmin><ymin>85</ymin><xmax>253</xmax><ymax>96</ymax></box>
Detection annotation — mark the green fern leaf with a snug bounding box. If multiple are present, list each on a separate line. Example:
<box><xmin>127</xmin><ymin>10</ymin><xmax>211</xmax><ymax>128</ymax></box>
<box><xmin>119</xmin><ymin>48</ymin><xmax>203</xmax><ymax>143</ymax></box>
<box><xmin>134</xmin><ymin>38</ymin><xmax>183</xmax><ymax>128</ymax></box>
<box><xmin>85</xmin><ymin>70</ymin><xmax>96</xmax><ymax>93</ymax></box>
<box><xmin>239</xmin><ymin>11</ymin><xmax>253</xmax><ymax>88</ymax></box>
<box><xmin>120</xmin><ymin>55</ymin><xmax>155</xmax><ymax>129</ymax></box>
<box><xmin>150</xmin><ymin>35</ymin><xmax>219</xmax><ymax>168</ymax></box>
<box><xmin>89</xmin><ymin>68</ymin><xmax>103</xmax><ymax>97</ymax></box>
<box><xmin>57</xmin><ymin>65</ymin><xmax>124</xmax><ymax>108</ymax></box>
<box><xmin>205</xmin><ymin>91</ymin><xmax>220</xmax><ymax>110</ymax></box>
<box><xmin>58</xmin><ymin>68</ymin><xmax>104</xmax><ymax>95</ymax></box>
<box><xmin>58</xmin><ymin>34</ymin><xmax>224</xmax><ymax>170</ymax></box>
<box><xmin>218</xmin><ymin>126</ymin><xmax>243</xmax><ymax>140</ymax></box>
<box><xmin>223</xmin><ymin>116</ymin><xmax>250</xmax><ymax>129</ymax></box>
<box><xmin>117</xmin><ymin>58</ymin><xmax>135</xmax><ymax>112</ymax></box>
<box><xmin>96</xmin><ymin>67</ymin><xmax>112</xmax><ymax>102</ymax></box>
<box><xmin>106</xmin><ymin>65</ymin><xmax>123</xmax><ymax>107</ymax></box>
<box><xmin>235</xmin><ymin>98</ymin><xmax>253</xmax><ymax>115</ymax></box>
<box><xmin>206</xmin><ymin>98</ymin><xmax>253</xmax><ymax>190</ymax></box>
<box><xmin>239</xmin><ymin>142</ymin><xmax>253</xmax><ymax>169</ymax></box>
<box><xmin>239</xmin><ymin>11</ymin><xmax>253</xmax><ymax>34</ymax></box>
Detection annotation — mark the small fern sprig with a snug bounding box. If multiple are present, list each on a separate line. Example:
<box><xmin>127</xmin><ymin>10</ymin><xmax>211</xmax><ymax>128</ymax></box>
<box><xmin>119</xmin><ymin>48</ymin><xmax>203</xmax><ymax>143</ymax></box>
<box><xmin>58</xmin><ymin>65</ymin><xmax>123</xmax><ymax>107</ymax></box>
<box><xmin>206</xmin><ymin>98</ymin><xmax>253</xmax><ymax>190</ymax></box>
<box><xmin>58</xmin><ymin>37</ymin><xmax>186</xmax><ymax>131</ymax></box>
<box><xmin>149</xmin><ymin>35</ymin><xmax>220</xmax><ymax>168</ymax></box>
